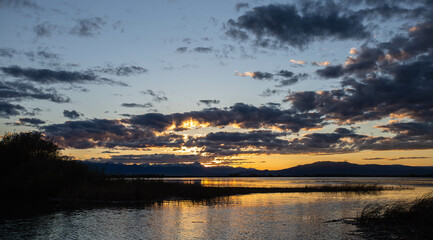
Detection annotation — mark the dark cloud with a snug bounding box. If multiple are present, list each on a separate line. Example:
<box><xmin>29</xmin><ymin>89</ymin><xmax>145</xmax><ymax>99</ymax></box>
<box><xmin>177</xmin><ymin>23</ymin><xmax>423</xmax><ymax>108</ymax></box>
<box><xmin>193</xmin><ymin>47</ymin><xmax>213</xmax><ymax>53</ymax></box>
<box><xmin>198</xmin><ymin>99</ymin><xmax>220</xmax><ymax>107</ymax></box>
<box><xmin>101</xmin><ymin>150</ymin><xmax>120</xmax><ymax>154</ymax></box>
<box><xmin>276</xmin><ymin>70</ymin><xmax>294</xmax><ymax>78</ymax></box>
<box><xmin>43</xmin><ymin>118</ymin><xmax>184</xmax><ymax>149</ymax></box>
<box><xmin>70</xmin><ymin>17</ymin><xmax>106</xmax><ymax>37</ymax></box>
<box><xmin>378</xmin><ymin>122</ymin><xmax>433</xmax><ymax>141</ymax></box>
<box><xmin>0</xmin><ymin>81</ymin><xmax>70</xmax><ymax>103</ymax></box>
<box><xmin>0</xmin><ymin>0</ymin><xmax>41</xmax><ymax>10</ymax></box>
<box><xmin>25</xmin><ymin>50</ymin><xmax>61</xmax><ymax>62</ymax></box>
<box><xmin>43</xmin><ymin>102</ymin><xmax>325</xmax><ymax>150</ymax></box>
<box><xmin>226</xmin><ymin>3</ymin><xmax>370</xmax><ymax>49</ymax></box>
<box><xmin>0</xmin><ymin>48</ymin><xmax>61</xmax><ymax>63</ymax></box>
<box><xmin>353</xmin><ymin>2</ymin><xmax>427</xmax><ymax>20</ymax></box>
<box><xmin>259</xmin><ymin>88</ymin><xmax>284</xmax><ymax>97</ymax></box>
<box><xmin>34</xmin><ymin>22</ymin><xmax>57</xmax><ymax>37</ymax></box>
<box><xmin>63</xmin><ymin>110</ymin><xmax>81</xmax><ymax>119</ymax></box>
<box><xmin>140</xmin><ymin>89</ymin><xmax>168</xmax><ymax>102</ymax></box>
<box><xmin>291</xmin><ymin>21</ymin><xmax>433</xmax><ymax>124</ymax></box>
<box><xmin>102</xmin><ymin>154</ymin><xmax>208</xmax><ymax>164</ymax></box>
<box><xmin>96</xmin><ymin>65</ymin><xmax>148</xmax><ymax>76</ymax></box>
<box><xmin>1</xmin><ymin>65</ymin><xmax>128</xmax><ymax>86</ymax></box>
<box><xmin>8</xmin><ymin>117</ymin><xmax>46</xmax><ymax>126</ymax></box>
<box><xmin>236</xmin><ymin>70</ymin><xmax>305</xmax><ymax>86</ymax></box>
<box><xmin>176</xmin><ymin>47</ymin><xmax>188</xmax><ymax>53</ymax></box>
<box><xmin>251</xmin><ymin>71</ymin><xmax>273</xmax><ymax>80</ymax></box>
<box><xmin>316</xmin><ymin>65</ymin><xmax>344</xmax><ymax>78</ymax></box>
<box><xmin>363</xmin><ymin>156</ymin><xmax>431</xmax><ymax>161</ymax></box>
<box><xmin>0</xmin><ymin>48</ymin><xmax>17</xmax><ymax>58</ymax></box>
<box><xmin>121</xmin><ymin>103</ymin><xmax>153</xmax><ymax>108</ymax></box>
<box><xmin>127</xmin><ymin>102</ymin><xmax>324</xmax><ymax>132</ymax></box>
<box><xmin>276</xmin><ymin>73</ymin><xmax>307</xmax><ymax>87</ymax></box>
<box><xmin>235</xmin><ymin>3</ymin><xmax>249</xmax><ymax>12</ymax></box>
<box><xmin>0</xmin><ymin>102</ymin><xmax>26</xmax><ymax>118</ymax></box>
<box><xmin>182</xmin><ymin>127</ymin><xmax>373</xmax><ymax>156</ymax></box>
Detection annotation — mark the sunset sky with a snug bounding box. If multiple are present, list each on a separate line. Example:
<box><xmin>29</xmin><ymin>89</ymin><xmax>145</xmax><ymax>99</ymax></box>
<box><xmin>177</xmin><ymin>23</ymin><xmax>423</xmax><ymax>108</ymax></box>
<box><xmin>1</xmin><ymin>0</ymin><xmax>432</xmax><ymax>170</ymax></box>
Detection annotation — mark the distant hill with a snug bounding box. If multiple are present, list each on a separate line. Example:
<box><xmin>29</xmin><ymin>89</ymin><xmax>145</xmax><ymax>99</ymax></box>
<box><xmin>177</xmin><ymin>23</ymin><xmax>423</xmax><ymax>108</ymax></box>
<box><xmin>86</xmin><ymin>162</ymin><xmax>254</xmax><ymax>177</ymax></box>
<box><xmin>271</xmin><ymin>161</ymin><xmax>433</xmax><ymax>176</ymax></box>
<box><xmin>87</xmin><ymin>161</ymin><xmax>433</xmax><ymax>177</ymax></box>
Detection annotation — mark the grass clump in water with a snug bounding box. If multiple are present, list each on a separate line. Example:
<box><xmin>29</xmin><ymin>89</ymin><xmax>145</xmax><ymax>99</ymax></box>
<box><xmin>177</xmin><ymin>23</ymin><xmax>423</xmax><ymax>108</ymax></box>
<box><xmin>358</xmin><ymin>192</ymin><xmax>433</xmax><ymax>239</ymax></box>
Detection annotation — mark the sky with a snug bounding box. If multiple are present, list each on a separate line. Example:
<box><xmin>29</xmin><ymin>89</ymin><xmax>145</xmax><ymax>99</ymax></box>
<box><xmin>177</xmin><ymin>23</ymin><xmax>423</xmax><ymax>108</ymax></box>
<box><xmin>1</xmin><ymin>0</ymin><xmax>432</xmax><ymax>170</ymax></box>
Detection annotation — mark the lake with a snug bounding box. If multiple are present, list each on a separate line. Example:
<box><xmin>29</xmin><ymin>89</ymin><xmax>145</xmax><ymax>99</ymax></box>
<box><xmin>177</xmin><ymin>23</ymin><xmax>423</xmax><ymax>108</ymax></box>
<box><xmin>1</xmin><ymin>177</ymin><xmax>432</xmax><ymax>240</ymax></box>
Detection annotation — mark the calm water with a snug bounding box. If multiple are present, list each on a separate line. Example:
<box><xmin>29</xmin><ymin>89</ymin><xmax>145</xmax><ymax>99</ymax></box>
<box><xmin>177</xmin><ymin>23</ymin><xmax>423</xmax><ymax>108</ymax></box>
<box><xmin>1</xmin><ymin>177</ymin><xmax>433</xmax><ymax>240</ymax></box>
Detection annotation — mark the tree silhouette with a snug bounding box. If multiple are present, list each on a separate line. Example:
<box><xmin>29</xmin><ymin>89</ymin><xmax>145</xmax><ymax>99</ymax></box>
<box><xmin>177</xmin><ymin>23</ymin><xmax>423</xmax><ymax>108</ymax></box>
<box><xmin>0</xmin><ymin>132</ymin><xmax>99</xmax><ymax>203</ymax></box>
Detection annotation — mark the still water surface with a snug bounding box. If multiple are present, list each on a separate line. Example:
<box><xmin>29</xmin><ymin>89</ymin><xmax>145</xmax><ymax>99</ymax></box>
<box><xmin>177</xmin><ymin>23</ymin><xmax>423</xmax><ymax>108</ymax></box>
<box><xmin>1</xmin><ymin>177</ymin><xmax>432</xmax><ymax>240</ymax></box>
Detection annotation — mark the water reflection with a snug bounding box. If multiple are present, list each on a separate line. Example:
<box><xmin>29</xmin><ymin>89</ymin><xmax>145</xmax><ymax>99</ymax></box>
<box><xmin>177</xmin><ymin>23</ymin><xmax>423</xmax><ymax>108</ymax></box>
<box><xmin>161</xmin><ymin>176</ymin><xmax>433</xmax><ymax>188</ymax></box>
<box><xmin>1</xmin><ymin>178</ymin><xmax>432</xmax><ymax>240</ymax></box>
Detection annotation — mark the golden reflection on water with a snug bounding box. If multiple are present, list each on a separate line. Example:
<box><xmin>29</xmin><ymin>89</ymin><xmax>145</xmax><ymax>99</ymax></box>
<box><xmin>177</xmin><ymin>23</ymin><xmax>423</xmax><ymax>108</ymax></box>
<box><xmin>2</xmin><ymin>178</ymin><xmax>433</xmax><ymax>240</ymax></box>
<box><xmin>139</xmin><ymin>184</ymin><xmax>433</xmax><ymax>240</ymax></box>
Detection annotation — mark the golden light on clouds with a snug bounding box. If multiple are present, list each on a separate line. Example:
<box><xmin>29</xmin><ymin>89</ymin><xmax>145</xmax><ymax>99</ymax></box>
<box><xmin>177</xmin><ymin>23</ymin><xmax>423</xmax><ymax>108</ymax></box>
<box><xmin>235</xmin><ymin>71</ymin><xmax>256</xmax><ymax>77</ymax></box>
<box><xmin>313</xmin><ymin>61</ymin><xmax>331</xmax><ymax>66</ymax></box>
<box><xmin>181</xmin><ymin>119</ymin><xmax>210</xmax><ymax>129</ymax></box>
<box><xmin>349</xmin><ymin>48</ymin><xmax>357</xmax><ymax>54</ymax></box>
<box><xmin>290</xmin><ymin>59</ymin><xmax>306</xmax><ymax>65</ymax></box>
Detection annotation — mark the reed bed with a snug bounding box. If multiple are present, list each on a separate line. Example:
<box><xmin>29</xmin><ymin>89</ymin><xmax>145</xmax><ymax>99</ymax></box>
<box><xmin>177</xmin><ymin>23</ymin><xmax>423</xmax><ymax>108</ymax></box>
<box><xmin>357</xmin><ymin>192</ymin><xmax>433</xmax><ymax>239</ymax></box>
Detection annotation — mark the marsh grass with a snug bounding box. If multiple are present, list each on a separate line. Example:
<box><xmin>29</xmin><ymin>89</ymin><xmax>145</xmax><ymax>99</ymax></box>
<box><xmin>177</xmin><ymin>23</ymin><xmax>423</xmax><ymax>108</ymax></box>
<box><xmin>358</xmin><ymin>192</ymin><xmax>433</xmax><ymax>239</ymax></box>
<box><xmin>56</xmin><ymin>182</ymin><xmax>391</xmax><ymax>204</ymax></box>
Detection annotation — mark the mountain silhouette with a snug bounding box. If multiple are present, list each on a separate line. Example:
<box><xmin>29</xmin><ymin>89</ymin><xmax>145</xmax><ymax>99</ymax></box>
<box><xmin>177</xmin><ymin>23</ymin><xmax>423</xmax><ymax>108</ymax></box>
<box><xmin>88</xmin><ymin>161</ymin><xmax>433</xmax><ymax>177</ymax></box>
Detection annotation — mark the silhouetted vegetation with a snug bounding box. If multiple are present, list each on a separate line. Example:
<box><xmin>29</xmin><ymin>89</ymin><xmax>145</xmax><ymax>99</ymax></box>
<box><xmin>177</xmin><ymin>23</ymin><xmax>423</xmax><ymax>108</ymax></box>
<box><xmin>0</xmin><ymin>132</ymin><xmax>101</xmax><ymax>203</ymax></box>
<box><xmin>0</xmin><ymin>132</ymin><xmax>398</xmax><ymax>217</ymax></box>
<box><xmin>357</xmin><ymin>192</ymin><xmax>433</xmax><ymax>239</ymax></box>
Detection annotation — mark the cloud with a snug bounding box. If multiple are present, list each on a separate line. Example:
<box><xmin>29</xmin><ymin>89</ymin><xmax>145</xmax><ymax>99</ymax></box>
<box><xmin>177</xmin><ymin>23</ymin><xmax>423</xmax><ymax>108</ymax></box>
<box><xmin>1</xmin><ymin>47</ymin><xmax>61</xmax><ymax>62</ymax></box>
<box><xmin>290</xmin><ymin>59</ymin><xmax>306</xmax><ymax>65</ymax></box>
<box><xmin>182</xmin><ymin>127</ymin><xmax>375</xmax><ymax>156</ymax></box>
<box><xmin>312</xmin><ymin>61</ymin><xmax>331</xmax><ymax>66</ymax></box>
<box><xmin>25</xmin><ymin>50</ymin><xmax>61</xmax><ymax>62</ymax></box>
<box><xmin>0</xmin><ymin>0</ymin><xmax>41</xmax><ymax>10</ymax></box>
<box><xmin>96</xmin><ymin>65</ymin><xmax>148</xmax><ymax>76</ymax></box>
<box><xmin>235</xmin><ymin>3</ymin><xmax>249</xmax><ymax>12</ymax></box>
<box><xmin>363</xmin><ymin>157</ymin><xmax>431</xmax><ymax>161</ymax></box>
<box><xmin>226</xmin><ymin>3</ymin><xmax>370</xmax><ymax>49</ymax></box>
<box><xmin>70</xmin><ymin>17</ymin><xmax>106</xmax><ymax>37</ymax></box>
<box><xmin>140</xmin><ymin>89</ymin><xmax>168</xmax><ymax>102</ymax></box>
<box><xmin>34</xmin><ymin>22</ymin><xmax>57</xmax><ymax>37</ymax></box>
<box><xmin>43</xmin><ymin>102</ymin><xmax>326</xmax><ymax>150</ymax></box>
<box><xmin>0</xmin><ymin>102</ymin><xmax>27</xmax><ymax>118</ymax></box>
<box><xmin>259</xmin><ymin>88</ymin><xmax>284</xmax><ymax>97</ymax></box>
<box><xmin>1</xmin><ymin>65</ymin><xmax>128</xmax><ymax>86</ymax></box>
<box><xmin>198</xmin><ymin>99</ymin><xmax>220</xmax><ymax>107</ymax></box>
<box><xmin>236</xmin><ymin>69</ymin><xmax>305</xmax><ymax>86</ymax></box>
<box><xmin>236</xmin><ymin>71</ymin><xmax>273</xmax><ymax>80</ymax></box>
<box><xmin>8</xmin><ymin>117</ymin><xmax>46</xmax><ymax>126</ymax></box>
<box><xmin>302</xmin><ymin>21</ymin><xmax>433</xmax><ymax>124</ymax></box>
<box><xmin>378</xmin><ymin>122</ymin><xmax>433</xmax><ymax>141</ymax></box>
<box><xmin>176</xmin><ymin>47</ymin><xmax>188</xmax><ymax>53</ymax></box>
<box><xmin>276</xmin><ymin>73</ymin><xmax>307</xmax><ymax>87</ymax></box>
<box><xmin>121</xmin><ymin>103</ymin><xmax>153</xmax><ymax>108</ymax></box>
<box><xmin>193</xmin><ymin>47</ymin><xmax>213</xmax><ymax>53</ymax></box>
<box><xmin>0</xmin><ymin>81</ymin><xmax>70</xmax><ymax>103</ymax></box>
<box><xmin>63</xmin><ymin>110</ymin><xmax>81</xmax><ymax>119</ymax></box>
<box><xmin>43</xmin><ymin>118</ymin><xmax>184</xmax><ymax>149</ymax></box>
<box><xmin>99</xmin><ymin>154</ymin><xmax>208</xmax><ymax>164</ymax></box>
<box><xmin>316</xmin><ymin>65</ymin><xmax>344</xmax><ymax>78</ymax></box>
<box><xmin>0</xmin><ymin>48</ymin><xmax>17</xmax><ymax>58</ymax></box>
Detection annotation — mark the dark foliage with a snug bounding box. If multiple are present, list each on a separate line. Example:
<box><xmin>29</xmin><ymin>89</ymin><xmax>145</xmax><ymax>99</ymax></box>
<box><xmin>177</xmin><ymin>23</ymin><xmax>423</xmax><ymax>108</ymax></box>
<box><xmin>0</xmin><ymin>132</ymin><xmax>100</xmax><ymax>203</ymax></box>
<box><xmin>357</xmin><ymin>193</ymin><xmax>433</xmax><ymax>239</ymax></box>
